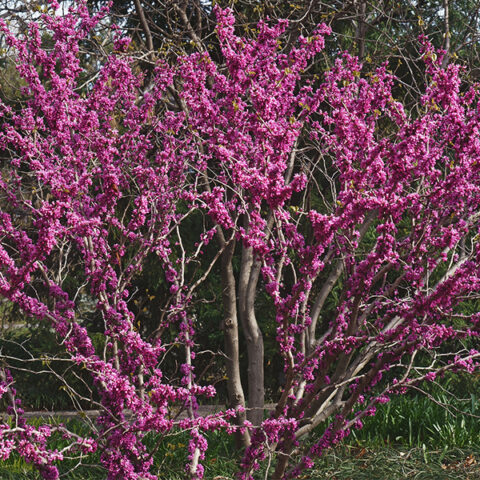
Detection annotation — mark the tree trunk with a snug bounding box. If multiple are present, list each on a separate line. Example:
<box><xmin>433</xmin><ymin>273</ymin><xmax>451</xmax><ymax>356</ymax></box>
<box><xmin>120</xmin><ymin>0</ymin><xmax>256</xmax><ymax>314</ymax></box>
<box><xmin>220</xmin><ymin>236</ymin><xmax>250</xmax><ymax>447</ymax></box>
<box><xmin>355</xmin><ymin>0</ymin><xmax>367</xmax><ymax>61</ymax></box>
<box><xmin>238</xmin><ymin>244</ymin><xmax>264</xmax><ymax>426</ymax></box>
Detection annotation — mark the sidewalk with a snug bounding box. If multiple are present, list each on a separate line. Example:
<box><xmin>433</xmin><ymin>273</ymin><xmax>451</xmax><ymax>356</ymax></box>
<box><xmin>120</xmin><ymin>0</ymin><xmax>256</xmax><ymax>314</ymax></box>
<box><xmin>0</xmin><ymin>404</ymin><xmax>276</xmax><ymax>421</ymax></box>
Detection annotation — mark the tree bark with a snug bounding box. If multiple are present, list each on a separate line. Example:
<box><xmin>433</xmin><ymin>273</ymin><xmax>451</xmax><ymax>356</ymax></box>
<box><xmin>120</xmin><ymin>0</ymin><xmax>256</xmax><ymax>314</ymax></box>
<box><xmin>133</xmin><ymin>0</ymin><xmax>154</xmax><ymax>54</ymax></box>
<box><xmin>442</xmin><ymin>0</ymin><xmax>451</xmax><ymax>67</ymax></box>
<box><xmin>220</xmin><ymin>234</ymin><xmax>250</xmax><ymax>447</ymax></box>
<box><xmin>238</xmin><ymin>243</ymin><xmax>264</xmax><ymax>426</ymax></box>
<box><xmin>355</xmin><ymin>0</ymin><xmax>367</xmax><ymax>61</ymax></box>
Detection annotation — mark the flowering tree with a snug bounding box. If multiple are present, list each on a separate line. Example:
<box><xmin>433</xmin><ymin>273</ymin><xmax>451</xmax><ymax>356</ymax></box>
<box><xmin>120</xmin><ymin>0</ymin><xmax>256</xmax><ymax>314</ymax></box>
<box><xmin>1</xmin><ymin>1</ymin><xmax>480</xmax><ymax>479</ymax></box>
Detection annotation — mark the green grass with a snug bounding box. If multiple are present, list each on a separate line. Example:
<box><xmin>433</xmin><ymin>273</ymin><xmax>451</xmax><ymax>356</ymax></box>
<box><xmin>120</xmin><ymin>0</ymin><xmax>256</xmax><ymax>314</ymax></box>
<box><xmin>311</xmin><ymin>445</ymin><xmax>480</xmax><ymax>480</ymax></box>
<box><xmin>0</xmin><ymin>419</ymin><xmax>239</xmax><ymax>480</ymax></box>
<box><xmin>3</xmin><ymin>446</ymin><xmax>479</xmax><ymax>480</ymax></box>
<box><xmin>349</xmin><ymin>392</ymin><xmax>480</xmax><ymax>448</ymax></box>
<box><xmin>2</xmin><ymin>390</ymin><xmax>480</xmax><ymax>479</ymax></box>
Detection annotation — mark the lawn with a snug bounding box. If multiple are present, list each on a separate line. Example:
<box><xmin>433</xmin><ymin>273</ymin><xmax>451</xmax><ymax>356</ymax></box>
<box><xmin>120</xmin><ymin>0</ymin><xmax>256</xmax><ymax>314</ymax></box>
<box><xmin>2</xmin><ymin>390</ymin><xmax>480</xmax><ymax>479</ymax></box>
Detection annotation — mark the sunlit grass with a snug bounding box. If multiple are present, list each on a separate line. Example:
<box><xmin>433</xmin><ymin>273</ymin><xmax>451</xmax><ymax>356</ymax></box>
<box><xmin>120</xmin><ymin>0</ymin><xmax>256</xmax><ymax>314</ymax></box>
<box><xmin>2</xmin><ymin>389</ymin><xmax>480</xmax><ymax>479</ymax></box>
<box><xmin>350</xmin><ymin>391</ymin><xmax>480</xmax><ymax>448</ymax></box>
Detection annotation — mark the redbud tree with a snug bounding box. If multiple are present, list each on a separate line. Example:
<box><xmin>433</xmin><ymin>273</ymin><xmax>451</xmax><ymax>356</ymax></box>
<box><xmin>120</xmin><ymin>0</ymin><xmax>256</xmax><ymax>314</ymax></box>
<box><xmin>1</xmin><ymin>2</ymin><xmax>480</xmax><ymax>479</ymax></box>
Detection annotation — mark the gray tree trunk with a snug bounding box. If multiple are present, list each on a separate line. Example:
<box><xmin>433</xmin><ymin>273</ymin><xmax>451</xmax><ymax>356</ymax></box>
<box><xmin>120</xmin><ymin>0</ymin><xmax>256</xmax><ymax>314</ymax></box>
<box><xmin>238</xmin><ymin>244</ymin><xmax>264</xmax><ymax>426</ymax></box>
<box><xmin>220</xmin><ymin>234</ymin><xmax>250</xmax><ymax>447</ymax></box>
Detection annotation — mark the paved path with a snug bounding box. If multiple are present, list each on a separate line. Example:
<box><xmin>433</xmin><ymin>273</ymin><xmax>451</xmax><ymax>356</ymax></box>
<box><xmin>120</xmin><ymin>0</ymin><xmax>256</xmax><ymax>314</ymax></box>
<box><xmin>1</xmin><ymin>404</ymin><xmax>276</xmax><ymax>421</ymax></box>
